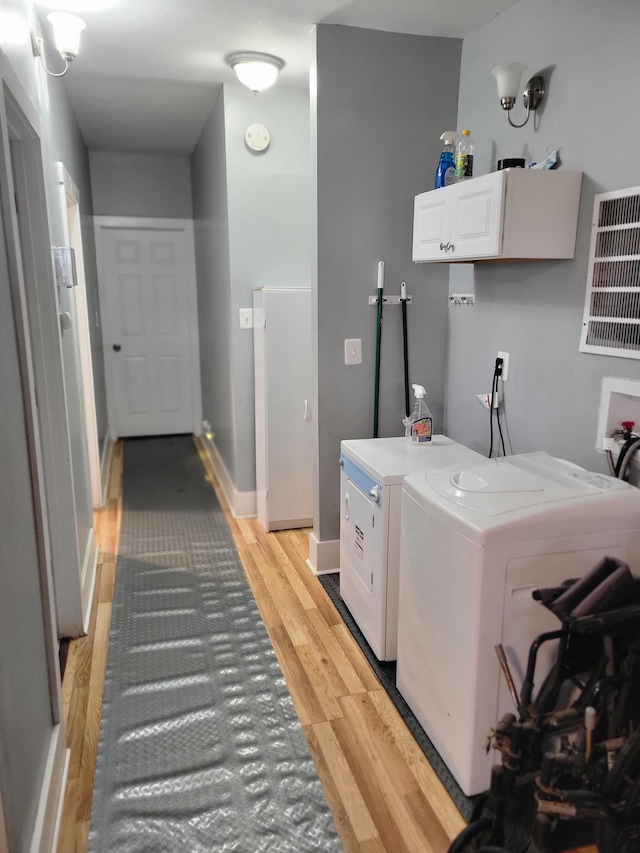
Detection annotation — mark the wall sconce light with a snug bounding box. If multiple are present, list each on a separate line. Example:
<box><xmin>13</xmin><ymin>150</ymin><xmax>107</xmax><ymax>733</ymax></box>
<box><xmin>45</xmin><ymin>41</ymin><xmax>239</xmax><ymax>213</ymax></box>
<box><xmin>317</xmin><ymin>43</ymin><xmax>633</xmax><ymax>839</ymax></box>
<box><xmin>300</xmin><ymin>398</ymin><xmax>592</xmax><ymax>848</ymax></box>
<box><xmin>491</xmin><ymin>63</ymin><xmax>545</xmax><ymax>128</ymax></box>
<box><xmin>31</xmin><ymin>12</ymin><xmax>86</xmax><ymax>77</ymax></box>
<box><xmin>227</xmin><ymin>52</ymin><xmax>285</xmax><ymax>94</ymax></box>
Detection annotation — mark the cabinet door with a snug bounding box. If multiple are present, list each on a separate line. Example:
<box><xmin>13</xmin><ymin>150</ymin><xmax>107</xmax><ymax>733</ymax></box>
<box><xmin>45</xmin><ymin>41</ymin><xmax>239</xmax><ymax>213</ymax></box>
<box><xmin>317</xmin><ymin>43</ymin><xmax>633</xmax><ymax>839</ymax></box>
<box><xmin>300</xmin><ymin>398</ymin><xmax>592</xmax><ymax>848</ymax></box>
<box><xmin>412</xmin><ymin>190</ymin><xmax>451</xmax><ymax>261</ymax></box>
<box><xmin>449</xmin><ymin>171</ymin><xmax>506</xmax><ymax>260</ymax></box>
<box><xmin>257</xmin><ymin>288</ymin><xmax>314</xmax><ymax>531</ymax></box>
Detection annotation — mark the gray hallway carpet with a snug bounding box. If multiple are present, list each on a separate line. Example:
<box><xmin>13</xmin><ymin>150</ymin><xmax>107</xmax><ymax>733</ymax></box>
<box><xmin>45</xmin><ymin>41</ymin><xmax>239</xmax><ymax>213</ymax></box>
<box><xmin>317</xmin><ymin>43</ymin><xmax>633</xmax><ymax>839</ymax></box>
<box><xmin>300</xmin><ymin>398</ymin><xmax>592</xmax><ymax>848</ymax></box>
<box><xmin>88</xmin><ymin>435</ymin><xmax>340</xmax><ymax>853</ymax></box>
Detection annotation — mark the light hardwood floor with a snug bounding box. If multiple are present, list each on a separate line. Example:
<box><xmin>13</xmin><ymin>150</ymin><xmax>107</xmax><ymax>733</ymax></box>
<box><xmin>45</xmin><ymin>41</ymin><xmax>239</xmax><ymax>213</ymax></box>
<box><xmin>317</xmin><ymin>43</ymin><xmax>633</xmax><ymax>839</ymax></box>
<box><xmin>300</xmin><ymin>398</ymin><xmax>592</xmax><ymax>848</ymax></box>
<box><xmin>56</xmin><ymin>438</ymin><xmax>596</xmax><ymax>853</ymax></box>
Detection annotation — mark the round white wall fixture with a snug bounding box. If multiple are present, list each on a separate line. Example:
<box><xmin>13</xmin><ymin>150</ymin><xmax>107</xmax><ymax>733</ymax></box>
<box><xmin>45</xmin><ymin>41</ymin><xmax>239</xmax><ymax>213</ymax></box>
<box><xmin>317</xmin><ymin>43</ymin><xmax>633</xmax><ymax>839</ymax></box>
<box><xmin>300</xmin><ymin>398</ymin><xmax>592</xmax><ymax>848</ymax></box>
<box><xmin>245</xmin><ymin>123</ymin><xmax>270</xmax><ymax>153</ymax></box>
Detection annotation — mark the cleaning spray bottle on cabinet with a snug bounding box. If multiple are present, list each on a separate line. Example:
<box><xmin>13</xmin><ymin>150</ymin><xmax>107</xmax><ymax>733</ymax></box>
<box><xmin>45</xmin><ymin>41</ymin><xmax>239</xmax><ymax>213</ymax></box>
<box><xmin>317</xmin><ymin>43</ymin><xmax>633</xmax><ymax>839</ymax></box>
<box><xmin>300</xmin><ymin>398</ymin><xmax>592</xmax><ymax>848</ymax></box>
<box><xmin>409</xmin><ymin>385</ymin><xmax>433</xmax><ymax>443</ymax></box>
<box><xmin>434</xmin><ymin>131</ymin><xmax>457</xmax><ymax>189</ymax></box>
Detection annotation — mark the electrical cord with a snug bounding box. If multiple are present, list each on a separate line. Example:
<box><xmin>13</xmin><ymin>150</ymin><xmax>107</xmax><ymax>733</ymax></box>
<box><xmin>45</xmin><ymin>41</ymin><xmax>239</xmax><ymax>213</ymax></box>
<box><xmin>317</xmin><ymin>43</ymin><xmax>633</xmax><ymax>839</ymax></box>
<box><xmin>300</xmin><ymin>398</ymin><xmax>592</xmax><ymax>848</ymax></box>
<box><xmin>489</xmin><ymin>373</ymin><xmax>495</xmax><ymax>458</ymax></box>
<box><xmin>488</xmin><ymin>358</ymin><xmax>505</xmax><ymax>458</ymax></box>
<box><xmin>495</xmin><ymin>373</ymin><xmax>507</xmax><ymax>457</ymax></box>
<box><xmin>618</xmin><ymin>436</ymin><xmax>640</xmax><ymax>481</ymax></box>
<box><xmin>615</xmin><ymin>433</ymin><xmax>640</xmax><ymax>478</ymax></box>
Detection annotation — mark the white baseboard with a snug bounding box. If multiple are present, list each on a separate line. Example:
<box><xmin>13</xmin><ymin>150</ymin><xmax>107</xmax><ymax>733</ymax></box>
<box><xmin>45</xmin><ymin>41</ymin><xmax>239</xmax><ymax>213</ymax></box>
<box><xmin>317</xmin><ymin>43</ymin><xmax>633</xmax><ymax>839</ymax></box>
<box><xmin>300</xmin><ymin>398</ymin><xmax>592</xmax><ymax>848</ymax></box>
<box><xmin>100</xmin><ymin>431</ymin><xmax>114</xmax><ymax>507</ymax></box>
<box><xmin>30</xmin><ymin>726</ymin><xmax>69</xmax><ymax>853</ymax></box>
<box><xmin>307</xmin><ymin>532</ymin><xmax>339</xmax><ymax>575</ymax></box>
<box><xmin>201</xmin><ymin>434</ymin><xmax>256</xmax><ymax>518</ymax></box>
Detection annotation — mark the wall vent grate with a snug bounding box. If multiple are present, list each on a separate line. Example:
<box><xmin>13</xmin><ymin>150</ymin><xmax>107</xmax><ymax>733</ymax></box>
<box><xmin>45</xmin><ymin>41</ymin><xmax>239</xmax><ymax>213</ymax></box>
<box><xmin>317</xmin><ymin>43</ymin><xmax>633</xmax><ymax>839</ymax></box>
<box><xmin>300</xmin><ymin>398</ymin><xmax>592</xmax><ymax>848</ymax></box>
<box><xmin>580</xmin><ymin>185</ymin><xmax>640</xmax><ymax>358</ymax></box>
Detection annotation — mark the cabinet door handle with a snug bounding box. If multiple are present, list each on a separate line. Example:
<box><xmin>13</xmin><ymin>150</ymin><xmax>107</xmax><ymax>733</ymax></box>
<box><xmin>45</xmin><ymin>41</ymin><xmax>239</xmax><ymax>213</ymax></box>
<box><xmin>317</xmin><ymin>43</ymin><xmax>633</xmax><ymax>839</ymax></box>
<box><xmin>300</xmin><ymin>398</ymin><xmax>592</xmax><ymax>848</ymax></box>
<box><xmin>449</xmin><ymin>243</ymin><xmax>455</xmax><ymax>252</ymax></box>
<box><xmin>304</xmin><ymin>399</ymin><xmax>311</xmax><ymax>421</ymax></box>
<box><xmin>369</xmin><ymin>484</ymin><xmax>381</xmax><ymax>504</ymax></box>
<box><xmin>344</xmin><ymin>493</ymin><xmax>350</xmax><ymax>521</ymax></box>
<box><xmin>440</xmin><ymin>242</ymin><xmax>447</xmax><ymax>251</ymax></box>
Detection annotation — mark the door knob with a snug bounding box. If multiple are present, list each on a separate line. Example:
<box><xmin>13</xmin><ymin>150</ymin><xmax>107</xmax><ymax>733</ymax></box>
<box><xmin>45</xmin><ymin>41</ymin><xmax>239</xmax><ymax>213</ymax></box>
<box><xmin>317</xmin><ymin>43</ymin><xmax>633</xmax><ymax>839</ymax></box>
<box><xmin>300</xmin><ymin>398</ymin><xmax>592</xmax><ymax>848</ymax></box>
<box><xmin>112</xmin><ymin>344</ymin><xmax>121</xmax><ymax>352</ymax></box>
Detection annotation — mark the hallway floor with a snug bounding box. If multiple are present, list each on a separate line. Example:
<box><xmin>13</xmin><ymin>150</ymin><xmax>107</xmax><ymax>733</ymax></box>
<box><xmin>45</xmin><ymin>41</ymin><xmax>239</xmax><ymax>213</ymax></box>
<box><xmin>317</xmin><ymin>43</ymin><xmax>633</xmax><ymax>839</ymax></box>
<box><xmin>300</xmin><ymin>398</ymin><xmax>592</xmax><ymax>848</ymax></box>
<box><xmin>56</xmin><ymin>438</ymin><xmax>597</xmax><ymax>853</ymax></box>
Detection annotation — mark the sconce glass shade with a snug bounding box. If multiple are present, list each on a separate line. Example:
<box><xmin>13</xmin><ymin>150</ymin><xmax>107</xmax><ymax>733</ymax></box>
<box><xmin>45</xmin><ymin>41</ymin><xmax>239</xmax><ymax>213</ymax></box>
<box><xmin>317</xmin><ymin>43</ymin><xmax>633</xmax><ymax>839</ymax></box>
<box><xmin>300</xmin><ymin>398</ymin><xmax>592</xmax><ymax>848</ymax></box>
<box><xmin>47</xmin><ymin>12</ymin><xmax>86</xmax><ymax>62</ymax></box>
<box><xmin>228</xmin><ymin>52</ymin><xmax>285</xmax><ymax>93</ymax></box>
<box><xmin>492</xmin><ymin>62</ymin><xmax>527</xmax><ymax>106</ymax></box>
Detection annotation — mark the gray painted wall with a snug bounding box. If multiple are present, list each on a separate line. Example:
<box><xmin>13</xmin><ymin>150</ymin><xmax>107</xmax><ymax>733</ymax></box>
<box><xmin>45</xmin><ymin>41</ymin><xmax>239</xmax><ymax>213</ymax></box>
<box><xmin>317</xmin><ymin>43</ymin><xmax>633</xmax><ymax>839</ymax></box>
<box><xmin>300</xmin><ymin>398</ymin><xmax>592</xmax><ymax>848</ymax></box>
<box><xmin>191</xmin><ymin>83</ymin><xmax>312</xmax><ymax>493</ymax></box>
<box><xmin>191</xmin><ymin>93</ymin><xmax>235</xmax><ymax>479</ymax></box>
<box><xmin>89</xmin><ymin>150</ymin><xmax>194</xmax><ymax>218</ymax></box>
<box><xmin>0</xmin><ymin>199</ymin><xmax>54</xmax><ymax>853</ymax></box>
<box><xmin>445</xmin><ymin>0</ymin><xmax>640</xmax><ymax>470</ymax></box>
<box><xmin>315</xmin><ymin>25</ymin><xmax>462</xmax><ymax>541</ymax></box>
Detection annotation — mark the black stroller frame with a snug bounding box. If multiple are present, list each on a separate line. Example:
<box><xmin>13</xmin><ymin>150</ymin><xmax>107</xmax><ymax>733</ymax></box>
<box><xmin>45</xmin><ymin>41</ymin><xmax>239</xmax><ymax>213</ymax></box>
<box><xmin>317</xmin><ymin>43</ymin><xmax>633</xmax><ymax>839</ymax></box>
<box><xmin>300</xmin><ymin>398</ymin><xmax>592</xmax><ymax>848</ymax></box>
<box><xmin>448</xmin><ymin>556</ymin><xmax>640</xmax><ymax>853</ymax></box>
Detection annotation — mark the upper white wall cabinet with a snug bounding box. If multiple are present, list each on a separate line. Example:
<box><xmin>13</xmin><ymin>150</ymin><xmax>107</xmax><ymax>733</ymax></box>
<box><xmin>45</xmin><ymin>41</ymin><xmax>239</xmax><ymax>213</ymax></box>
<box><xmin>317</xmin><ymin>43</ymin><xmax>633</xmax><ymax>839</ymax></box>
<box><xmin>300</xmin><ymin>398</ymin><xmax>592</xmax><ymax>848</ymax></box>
<box><xmin>412</xmin><ymin>169</ymin><xmax>583</xmax><ymax>263</ymax></box>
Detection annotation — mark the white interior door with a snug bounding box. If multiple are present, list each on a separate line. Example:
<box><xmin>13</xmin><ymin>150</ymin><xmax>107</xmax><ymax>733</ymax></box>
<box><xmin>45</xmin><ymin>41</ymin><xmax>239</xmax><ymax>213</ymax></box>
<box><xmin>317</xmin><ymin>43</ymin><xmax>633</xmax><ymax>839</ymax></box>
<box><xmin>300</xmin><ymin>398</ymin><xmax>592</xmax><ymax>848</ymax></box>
<box><xmin>96</xmin><ymin>219</ymin><xmax>201</xmax><ymax>437</ymax></box>
<box><xmin>57</xmin><ymin>163</ymin><xmax>103</xmax><ymax>508</ymax></box>
<box><xmin>8</xmin><ymin>111</ymin><xmax>95</xmax><ymax>638</ymax></box>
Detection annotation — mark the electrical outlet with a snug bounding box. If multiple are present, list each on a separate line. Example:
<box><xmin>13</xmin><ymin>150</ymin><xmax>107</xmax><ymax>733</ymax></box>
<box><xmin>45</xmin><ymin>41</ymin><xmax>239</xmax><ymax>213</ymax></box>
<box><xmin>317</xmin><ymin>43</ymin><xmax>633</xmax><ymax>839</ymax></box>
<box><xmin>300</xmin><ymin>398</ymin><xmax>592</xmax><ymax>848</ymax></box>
<box><xmin>497</xmin><ymin>351</ymin><xmax>509</xmax><ymax>382</ymax></box>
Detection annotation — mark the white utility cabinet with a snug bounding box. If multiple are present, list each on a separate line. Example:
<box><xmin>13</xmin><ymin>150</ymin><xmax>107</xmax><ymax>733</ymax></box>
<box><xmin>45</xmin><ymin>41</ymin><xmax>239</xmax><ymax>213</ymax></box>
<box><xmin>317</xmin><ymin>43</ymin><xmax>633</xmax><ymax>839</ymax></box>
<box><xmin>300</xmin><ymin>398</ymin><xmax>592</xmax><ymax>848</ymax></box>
<box><xmin>253</xmin><ymin>287</ymin><xmax>314</xmax><ymax>531</ymax></box>
<box><xmin>412</xmin><ymin>168</ymin><xmax>582</xmax><ymax>263</ymax></box>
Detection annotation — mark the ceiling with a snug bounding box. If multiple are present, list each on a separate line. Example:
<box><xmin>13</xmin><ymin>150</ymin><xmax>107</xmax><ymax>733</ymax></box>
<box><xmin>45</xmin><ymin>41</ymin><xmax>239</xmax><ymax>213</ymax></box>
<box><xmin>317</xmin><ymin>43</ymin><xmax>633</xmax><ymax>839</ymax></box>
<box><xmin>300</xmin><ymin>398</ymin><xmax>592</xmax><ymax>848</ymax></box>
<box><xmin>34</xmin><ymin>0</ymin><xmax>520</xmax><ymax>155</ymax></box>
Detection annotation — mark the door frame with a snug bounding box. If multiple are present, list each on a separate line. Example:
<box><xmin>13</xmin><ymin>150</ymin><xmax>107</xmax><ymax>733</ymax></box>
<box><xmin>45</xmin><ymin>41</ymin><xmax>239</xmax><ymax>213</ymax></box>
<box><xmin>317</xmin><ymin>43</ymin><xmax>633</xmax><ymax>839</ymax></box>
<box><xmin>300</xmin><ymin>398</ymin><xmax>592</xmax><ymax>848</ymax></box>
<box><xmin>94</xmin><ymin>216</ymin><xmax>202</xmax><ymax>438</ymax></box>
<box><xmin>0</xmin><ymin>81</ymin><xmax>68</xmax><ymax>853</ymax></box>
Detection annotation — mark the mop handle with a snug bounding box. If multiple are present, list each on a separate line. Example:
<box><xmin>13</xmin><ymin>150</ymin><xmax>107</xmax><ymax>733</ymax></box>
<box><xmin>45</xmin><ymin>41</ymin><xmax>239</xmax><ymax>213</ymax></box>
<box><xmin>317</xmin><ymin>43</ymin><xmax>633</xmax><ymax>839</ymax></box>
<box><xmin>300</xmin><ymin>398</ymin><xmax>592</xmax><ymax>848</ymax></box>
<box><xmin>373</xmin><ymin>262</ymin><xmax>384</xmax><ymax>437</ymax></box>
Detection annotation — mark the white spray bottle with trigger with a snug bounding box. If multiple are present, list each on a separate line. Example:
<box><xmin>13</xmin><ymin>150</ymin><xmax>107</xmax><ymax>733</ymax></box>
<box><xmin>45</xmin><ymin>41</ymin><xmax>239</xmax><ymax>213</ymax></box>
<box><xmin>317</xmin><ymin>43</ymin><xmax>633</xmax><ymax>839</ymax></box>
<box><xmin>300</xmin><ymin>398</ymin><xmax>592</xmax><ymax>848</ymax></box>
<box><xmin>409</xmin><ymin>384</ymin><xmax>433</xmax><ymax>443</ymax></box>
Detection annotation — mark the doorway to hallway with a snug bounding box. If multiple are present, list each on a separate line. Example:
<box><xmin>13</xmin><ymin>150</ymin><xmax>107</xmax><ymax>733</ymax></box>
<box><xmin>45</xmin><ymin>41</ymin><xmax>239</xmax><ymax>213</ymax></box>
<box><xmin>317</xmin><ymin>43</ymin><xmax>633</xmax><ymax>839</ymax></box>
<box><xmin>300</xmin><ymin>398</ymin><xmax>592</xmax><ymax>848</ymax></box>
<box><xmin>95</xmin><ymin>217</ymin><xmax>201</xmax><ymax>437</ymax></box>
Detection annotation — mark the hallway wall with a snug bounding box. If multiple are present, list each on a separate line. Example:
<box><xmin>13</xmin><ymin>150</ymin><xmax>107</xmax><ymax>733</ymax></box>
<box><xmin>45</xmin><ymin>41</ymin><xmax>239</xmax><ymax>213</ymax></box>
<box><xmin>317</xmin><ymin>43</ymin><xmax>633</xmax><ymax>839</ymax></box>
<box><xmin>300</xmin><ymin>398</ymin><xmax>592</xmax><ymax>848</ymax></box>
<box><xmin>445</xmin><ymin>0</ymin><xmax>640</xmax><ymax>468</ymax></box>
<box><xmin>192</xmin><ymin>83</ymin><xmax>312</xmax><ymax>499</ymax></box>
<box><xmin>191</xmin><ymin>92</ymin><xmax>234</xmax><ymax>479</ymax></box>
<box><xmin>89</xmin><ymin>150</ymin><xmax>193</xmax><ymax>218</ymax></box>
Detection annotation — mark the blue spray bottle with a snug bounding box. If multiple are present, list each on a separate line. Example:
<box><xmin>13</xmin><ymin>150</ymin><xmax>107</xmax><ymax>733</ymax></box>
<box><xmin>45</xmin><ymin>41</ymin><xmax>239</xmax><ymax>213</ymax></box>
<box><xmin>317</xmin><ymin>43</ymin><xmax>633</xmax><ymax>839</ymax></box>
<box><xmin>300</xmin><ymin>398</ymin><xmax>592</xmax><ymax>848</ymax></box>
<box><xmin>434</xmin><ymin>131</ymin><xmax>457</xmax><ymax>189</ymax></box>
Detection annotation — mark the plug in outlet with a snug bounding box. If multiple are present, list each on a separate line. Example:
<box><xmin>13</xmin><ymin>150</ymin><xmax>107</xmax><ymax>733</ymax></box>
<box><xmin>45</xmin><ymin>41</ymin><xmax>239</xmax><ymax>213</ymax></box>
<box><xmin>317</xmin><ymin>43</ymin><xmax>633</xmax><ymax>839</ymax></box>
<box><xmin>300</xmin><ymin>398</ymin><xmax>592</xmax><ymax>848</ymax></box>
<box><xmin>476</xmin><ymin>392</ymin><xmax>499</xmax><ymax>409</ymax></box>
<box><xmin>497</xmin><ymin>351</ymin><xmax>509</xmax><ymax>382</ymax></box>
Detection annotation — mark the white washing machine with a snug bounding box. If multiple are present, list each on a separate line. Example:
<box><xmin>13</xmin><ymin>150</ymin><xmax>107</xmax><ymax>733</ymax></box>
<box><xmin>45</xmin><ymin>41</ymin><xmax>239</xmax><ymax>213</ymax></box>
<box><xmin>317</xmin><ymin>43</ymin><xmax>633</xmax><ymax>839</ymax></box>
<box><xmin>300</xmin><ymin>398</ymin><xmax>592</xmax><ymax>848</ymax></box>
<box><xmin>396</xmin><ymin>451</ymin><xmax>640</xmax><ymax>796</ymax></box>
<box><xmin>339</xmin><ymin>436</ymin><xmax>484</xmax><ymax>661</ymax></box>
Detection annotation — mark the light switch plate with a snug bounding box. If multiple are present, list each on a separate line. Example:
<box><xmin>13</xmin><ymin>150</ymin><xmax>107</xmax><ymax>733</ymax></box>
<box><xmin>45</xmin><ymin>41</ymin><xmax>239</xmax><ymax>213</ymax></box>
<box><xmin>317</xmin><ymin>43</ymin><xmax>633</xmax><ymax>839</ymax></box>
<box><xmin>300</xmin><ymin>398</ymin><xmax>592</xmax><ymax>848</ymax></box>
<box><xmin>239</xmin><ymin>308</ymin><xmax>254</xmax><ymax>329</ymax></box>
<box><xmin>345</xmin><ymin>338</ymin><xmax>362</xmax><ymax>365</ymax></box>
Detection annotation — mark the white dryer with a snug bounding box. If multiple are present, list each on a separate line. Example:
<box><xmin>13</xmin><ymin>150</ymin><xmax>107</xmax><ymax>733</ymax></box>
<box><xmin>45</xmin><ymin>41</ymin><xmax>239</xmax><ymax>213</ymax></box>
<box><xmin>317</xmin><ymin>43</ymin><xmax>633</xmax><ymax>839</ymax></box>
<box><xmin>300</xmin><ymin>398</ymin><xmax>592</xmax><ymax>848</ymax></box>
<box><xmin>339</xmin><ymin>436</ymin><xmax>483</xmax><ymax>661</ymax></box>
<box><xmin>396</xmin><ymin>451</ymin><xmax>640</xmax><ymax>796</ymax></box>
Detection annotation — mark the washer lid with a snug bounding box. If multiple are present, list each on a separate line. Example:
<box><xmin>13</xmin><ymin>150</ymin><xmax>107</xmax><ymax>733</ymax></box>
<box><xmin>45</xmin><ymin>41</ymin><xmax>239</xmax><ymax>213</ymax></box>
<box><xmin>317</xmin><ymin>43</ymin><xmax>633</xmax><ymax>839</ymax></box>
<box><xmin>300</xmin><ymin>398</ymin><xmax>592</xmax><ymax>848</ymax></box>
<box><xmin>425</xmin><ymin>451</ymin><xmax>626</xmax><ymax>516</ymax></box>
<box><xmin>450</xmin><ymin>463</ymin><xmax>544</xmax><ymax>494</ymax></box>
<box><xmin>340</xmin><ymin>435</ymin><xmax>483</xmax><ymax>484</ymax></box>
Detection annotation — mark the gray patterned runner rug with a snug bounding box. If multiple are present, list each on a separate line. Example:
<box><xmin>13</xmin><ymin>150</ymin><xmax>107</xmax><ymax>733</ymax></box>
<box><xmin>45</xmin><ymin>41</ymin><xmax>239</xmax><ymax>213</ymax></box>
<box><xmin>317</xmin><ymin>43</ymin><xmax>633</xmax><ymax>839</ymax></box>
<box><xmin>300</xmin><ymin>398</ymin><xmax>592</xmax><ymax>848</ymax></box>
<box><xmin>88</xmin><ymin>435</ymin><xmax>340</xmax><ymax>853</ymax></box>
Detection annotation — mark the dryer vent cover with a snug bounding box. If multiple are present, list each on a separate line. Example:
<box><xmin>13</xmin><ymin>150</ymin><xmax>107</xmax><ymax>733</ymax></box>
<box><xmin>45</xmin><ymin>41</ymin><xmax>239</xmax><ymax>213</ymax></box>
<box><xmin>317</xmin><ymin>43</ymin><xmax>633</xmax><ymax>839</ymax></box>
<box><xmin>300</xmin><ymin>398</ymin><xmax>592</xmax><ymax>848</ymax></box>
<box><xmin>580</xmin><ymin>185</ymin><xmax>640</xmax><ymax>358</ymax></box>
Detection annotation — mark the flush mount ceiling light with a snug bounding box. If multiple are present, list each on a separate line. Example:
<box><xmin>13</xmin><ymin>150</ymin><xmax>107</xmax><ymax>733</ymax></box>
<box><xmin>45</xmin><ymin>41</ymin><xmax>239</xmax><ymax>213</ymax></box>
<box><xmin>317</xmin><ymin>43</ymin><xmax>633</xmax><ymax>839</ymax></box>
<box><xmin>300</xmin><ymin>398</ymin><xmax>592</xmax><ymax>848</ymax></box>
<box><xmin>227</xmin><ymin>52</ymin><xmax>285</xmax><ymax>94</ymax></box>
<box><xmin>491</xmin><ymin>63</ymin><xmax>545</xmax><ymax>128</ymax></box>
<box><xmin>31</xmin><ymin>11</ymin><xmax>86</xmax><ymax>77</ymax></box>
